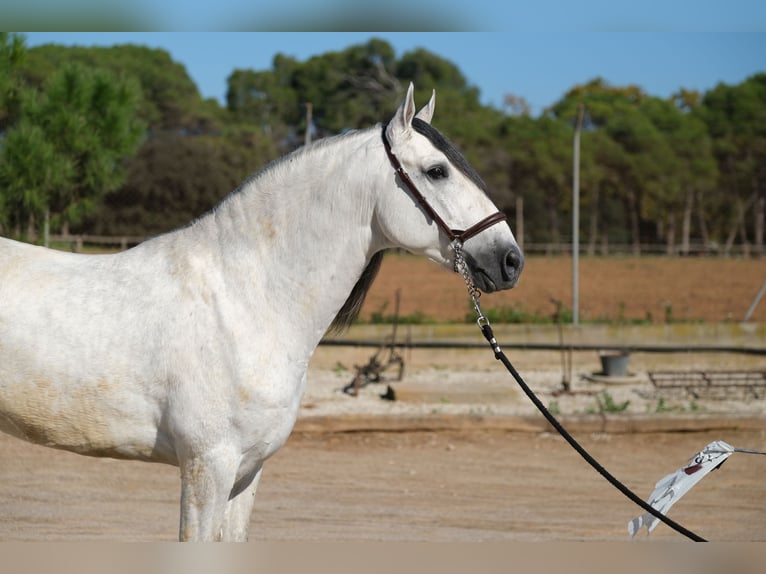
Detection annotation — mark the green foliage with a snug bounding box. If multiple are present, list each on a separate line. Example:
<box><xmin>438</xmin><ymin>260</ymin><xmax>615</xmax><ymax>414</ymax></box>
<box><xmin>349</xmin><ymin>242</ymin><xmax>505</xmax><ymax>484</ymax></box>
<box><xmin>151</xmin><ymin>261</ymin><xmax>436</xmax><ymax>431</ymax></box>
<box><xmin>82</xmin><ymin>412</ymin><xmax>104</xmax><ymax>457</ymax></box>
<box><xmin>698</xmin><ymin>74</ymin><xmax>766</xmax><ymax>248</ymax></box>
<box><xmin>21</xmin><ymin>44</ymin><xmax>208</xmax><ymax>131</ymax></box>
<box><xmin>225</xmin><ymin>37</ymin><xmax>484</xmax><ymax>141</ymax></box>
<box><xmin>0</xmin><ymin>32</ymin><xmax>26</xmax><ymax>131</ymax></box>
<box><xmin>1</xmin><ymin>36</ymin><xmax>765</xmax><ymax>254</ymax></box>
<box><xmin>544</xmin><ymin>77</ymin><xmax>730</xmax><ymax>254</ymax></box>
<box><xmin>594</xmin><ymin>391</ymin><xmax>630</xmax><ymax>414</ymax></box>
<box><xmin>7</xmin><ymin>63</ymin><xmax>145</xmax><ymax>232</ymax></box>
<box><xmin>652</xmin><ymin>397</ymin><xmax>701</xmax><ymax>414</ymax></box>
<box><xmin>227</xmin><ymin>38</ymin><xmax>403</xmax><ymax>135</ymax></box>
<box><xmin>0</xmin><ymin>122</ymin><xmax>71</xmax><ymax>232</ymax></box>
<box><xmin>87</xmin><ymin>132</ymin><xmax>277</xmax><ymax>235</ymax></box>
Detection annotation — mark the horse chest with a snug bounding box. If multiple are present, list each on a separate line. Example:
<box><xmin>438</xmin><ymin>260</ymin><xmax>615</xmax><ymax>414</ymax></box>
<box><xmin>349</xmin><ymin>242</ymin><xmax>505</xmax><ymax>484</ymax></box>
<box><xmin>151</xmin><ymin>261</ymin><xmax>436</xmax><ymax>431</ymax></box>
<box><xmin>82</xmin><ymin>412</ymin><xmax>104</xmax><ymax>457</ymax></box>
<box><xmin>234</xmin><ymin>367</ymin><xmax>308</xmax><ymax>453</ymax></box>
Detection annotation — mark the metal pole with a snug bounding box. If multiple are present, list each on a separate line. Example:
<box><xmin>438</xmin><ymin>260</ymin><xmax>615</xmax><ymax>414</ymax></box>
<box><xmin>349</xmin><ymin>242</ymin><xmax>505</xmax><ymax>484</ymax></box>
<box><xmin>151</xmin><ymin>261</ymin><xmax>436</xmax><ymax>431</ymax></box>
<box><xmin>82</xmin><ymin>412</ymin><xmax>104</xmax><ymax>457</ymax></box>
<box><xmin>572</xmin><ymin>104</ymin><xmax>584</xmax><ymax>325</ymax></box>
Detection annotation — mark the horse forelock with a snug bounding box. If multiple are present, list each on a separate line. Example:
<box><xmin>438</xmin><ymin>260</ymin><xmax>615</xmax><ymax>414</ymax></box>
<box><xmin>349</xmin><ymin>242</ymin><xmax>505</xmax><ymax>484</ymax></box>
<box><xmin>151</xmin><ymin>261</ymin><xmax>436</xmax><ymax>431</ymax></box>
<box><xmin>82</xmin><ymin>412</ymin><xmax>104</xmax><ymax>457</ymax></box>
<box><xmin>411</xmin><ymin>118</ymin><xmax>489</xmax><ymax>195</ymax></box>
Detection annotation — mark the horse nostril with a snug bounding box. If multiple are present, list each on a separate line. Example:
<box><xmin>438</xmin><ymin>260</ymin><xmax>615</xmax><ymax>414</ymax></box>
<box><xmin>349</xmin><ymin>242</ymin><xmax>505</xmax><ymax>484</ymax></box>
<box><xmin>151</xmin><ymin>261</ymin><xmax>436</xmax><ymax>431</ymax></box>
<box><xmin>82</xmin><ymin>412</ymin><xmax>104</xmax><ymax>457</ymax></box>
<box><xmin>503</xmin><ymin>245</ymin><xmax>524</xmax><ymax>282</ymax></box>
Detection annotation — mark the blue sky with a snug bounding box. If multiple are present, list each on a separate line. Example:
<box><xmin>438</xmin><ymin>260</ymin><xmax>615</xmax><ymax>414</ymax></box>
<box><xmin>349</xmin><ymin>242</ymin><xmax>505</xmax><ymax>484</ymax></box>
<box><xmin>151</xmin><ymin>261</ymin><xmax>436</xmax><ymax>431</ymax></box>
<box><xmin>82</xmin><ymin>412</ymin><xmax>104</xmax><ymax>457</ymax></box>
<box><xmin>22</xmin><ymin>32</ymin><xmax>766</xmax><ymax>116</ymax></box>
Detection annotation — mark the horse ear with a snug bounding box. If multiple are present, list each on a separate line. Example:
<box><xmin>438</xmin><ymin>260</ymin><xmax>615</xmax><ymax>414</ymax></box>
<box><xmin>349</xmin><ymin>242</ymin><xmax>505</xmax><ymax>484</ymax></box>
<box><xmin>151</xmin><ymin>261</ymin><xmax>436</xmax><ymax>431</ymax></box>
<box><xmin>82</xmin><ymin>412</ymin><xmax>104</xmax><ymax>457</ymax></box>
<box><xmin>415</xmin><ymin>90</ymin><xmax>436</xmax><ymax>124</ymax></box>
<box><xmin>386</xmin><ymin>82</ymin><xmax>416</xmax><ymax>142</ymax></box>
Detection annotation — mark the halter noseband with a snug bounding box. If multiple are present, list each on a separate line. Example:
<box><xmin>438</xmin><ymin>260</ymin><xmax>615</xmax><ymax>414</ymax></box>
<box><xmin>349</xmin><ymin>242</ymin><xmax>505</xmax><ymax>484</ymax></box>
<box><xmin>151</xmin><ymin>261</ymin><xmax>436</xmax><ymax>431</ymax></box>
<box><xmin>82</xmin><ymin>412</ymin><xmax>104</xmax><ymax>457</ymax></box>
<box><xmin>382</xmin><ymin>125</ymin><xmax>508</xmax><ymax>245</ymax></box>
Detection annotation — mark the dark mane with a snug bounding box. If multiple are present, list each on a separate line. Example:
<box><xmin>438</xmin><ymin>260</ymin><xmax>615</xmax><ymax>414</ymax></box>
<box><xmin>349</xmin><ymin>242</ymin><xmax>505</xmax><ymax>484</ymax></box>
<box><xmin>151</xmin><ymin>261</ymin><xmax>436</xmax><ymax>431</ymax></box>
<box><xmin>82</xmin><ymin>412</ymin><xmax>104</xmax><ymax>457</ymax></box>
<box><xmin>328</xmin><ymin>250</ymin><xmax>385</xmax><ymax>334</ymax></box>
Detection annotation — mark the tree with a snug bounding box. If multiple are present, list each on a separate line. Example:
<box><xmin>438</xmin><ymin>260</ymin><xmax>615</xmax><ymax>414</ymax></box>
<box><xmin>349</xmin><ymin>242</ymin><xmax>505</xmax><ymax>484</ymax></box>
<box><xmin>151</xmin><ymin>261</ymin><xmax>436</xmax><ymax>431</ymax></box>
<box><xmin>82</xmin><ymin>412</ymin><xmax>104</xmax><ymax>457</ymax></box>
<box><xmin>85</xmin><ymin>131</ymin><xmax>278</xmax><ymax>236</ymax></box>
<box><xmin>226</xmin><ymin>38</ymin><xmax>401</xmax><ymax>140</ymax></box>
<box><xmin>225</xmin><ymin>38</ymin><xmax>488</xmax><ymax>144</ymax></box>
<box><xmin>643</xmin><ymin>93</ymin><xmax>717</xmax><ymax>254</ymax></box>
<box><xmin>700</xmin><ymin>74</ymin><xmax>766</xmax><ymax>256</ymax></box>
<box><xmin>551</xmin><ymin>79</ymin><xmax>684</xmax><ymax>254</ymax></box>
<box><xmin>7</xmin><ymin>38</ymin><xmax>761</xmax><ymax>254</ymax></box>
<box><xmin>0</xmin><ymin>122</ymin><xmax>71</xmax><ymax>237</ymax></box>
<box><xmin>21</xmin><ymin>44</ymin><xmax>212</xmax><ymax>132</ymax></box>
<box><xmin>503</xmin><ymin>94</ymin><xmax>532</xmax><ymax>117</ymax></box>
<box><xmin>226</xmin><ymin>61</ymin><xmax>298</xmax><ymax>138</ymax></box>
<box><xmin>3</xmin><ymin>63</ymin><xmax>144</xmax><ymax>237</ymax></box>
<box><xmin>0</xmin><ymin>32</ymin><xmax>29</xmax><ymax>233</ymax></box>
<box><xmin>0</xmin><ymin>32</ymin><xmax>26</xmax><ymax>132</ymax></box>
<box><xmin>498</xmin><ymin>114</ymin><xmax>572</xmax><ymax>249</ymax></box>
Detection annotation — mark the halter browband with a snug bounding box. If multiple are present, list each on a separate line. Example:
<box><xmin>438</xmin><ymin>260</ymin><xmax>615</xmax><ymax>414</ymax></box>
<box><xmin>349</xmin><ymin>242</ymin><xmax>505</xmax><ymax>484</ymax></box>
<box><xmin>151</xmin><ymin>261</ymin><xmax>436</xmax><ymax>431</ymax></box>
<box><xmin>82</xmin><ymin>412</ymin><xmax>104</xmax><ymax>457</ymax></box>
<box><xmin>382</xmin><ymin>125</ymin><xmax>507</xmax><ymax>244</ymax></box>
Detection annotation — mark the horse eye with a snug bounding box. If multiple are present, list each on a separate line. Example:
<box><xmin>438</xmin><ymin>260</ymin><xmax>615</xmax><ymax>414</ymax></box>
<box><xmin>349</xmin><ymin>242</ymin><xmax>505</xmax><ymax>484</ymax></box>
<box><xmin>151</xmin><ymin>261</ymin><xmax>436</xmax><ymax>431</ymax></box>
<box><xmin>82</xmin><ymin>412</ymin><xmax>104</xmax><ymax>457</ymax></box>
<box><xmin>426</xmin><ymin>165</ymin><xmax>448</xmax><ymax>180</ymax></box>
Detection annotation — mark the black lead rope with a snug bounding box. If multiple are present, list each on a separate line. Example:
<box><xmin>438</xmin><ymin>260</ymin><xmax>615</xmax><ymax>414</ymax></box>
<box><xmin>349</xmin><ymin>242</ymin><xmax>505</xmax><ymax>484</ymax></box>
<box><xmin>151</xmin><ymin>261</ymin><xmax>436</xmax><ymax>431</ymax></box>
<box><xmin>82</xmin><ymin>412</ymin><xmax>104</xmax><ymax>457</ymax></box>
<box><xmin>477</xmin><ymin>321</ymin><xmax>707</xmax><ymax>541</ymax></box>
<box><xmin>451</xmin><ymin>239</ymin><xmax>704</xmax><ymax>540</ymax></box>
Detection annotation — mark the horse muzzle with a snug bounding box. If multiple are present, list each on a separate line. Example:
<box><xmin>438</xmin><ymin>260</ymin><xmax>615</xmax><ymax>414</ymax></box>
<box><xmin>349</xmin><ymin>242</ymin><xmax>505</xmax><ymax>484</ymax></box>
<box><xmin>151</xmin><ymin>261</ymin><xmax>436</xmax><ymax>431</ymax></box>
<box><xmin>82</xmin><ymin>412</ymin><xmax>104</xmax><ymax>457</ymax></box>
<box><xmin>462</xmin><ymin>243</ymin><xmax>524</xmax><ymax>293</ymax></box>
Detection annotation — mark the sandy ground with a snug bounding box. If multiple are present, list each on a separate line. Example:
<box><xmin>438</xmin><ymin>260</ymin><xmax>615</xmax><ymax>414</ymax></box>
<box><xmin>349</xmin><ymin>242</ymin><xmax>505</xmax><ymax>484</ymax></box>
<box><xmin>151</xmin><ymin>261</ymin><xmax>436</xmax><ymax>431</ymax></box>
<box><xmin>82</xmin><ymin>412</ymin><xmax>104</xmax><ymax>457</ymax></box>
<box><xmin>0</xmin><ymin>344</ymin><xmax>764</xmax><ymax>542</ymax></box>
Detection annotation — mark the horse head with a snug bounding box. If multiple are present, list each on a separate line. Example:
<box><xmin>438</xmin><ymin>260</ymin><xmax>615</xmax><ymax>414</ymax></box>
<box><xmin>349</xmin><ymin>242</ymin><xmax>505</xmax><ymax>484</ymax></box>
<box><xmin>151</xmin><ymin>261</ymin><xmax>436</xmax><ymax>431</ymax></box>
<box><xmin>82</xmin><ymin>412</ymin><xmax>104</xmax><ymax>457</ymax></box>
<box><xmin>377</xmin><ymin>83</ymin><xmax>523</xmax><ymax>293</ymax></box>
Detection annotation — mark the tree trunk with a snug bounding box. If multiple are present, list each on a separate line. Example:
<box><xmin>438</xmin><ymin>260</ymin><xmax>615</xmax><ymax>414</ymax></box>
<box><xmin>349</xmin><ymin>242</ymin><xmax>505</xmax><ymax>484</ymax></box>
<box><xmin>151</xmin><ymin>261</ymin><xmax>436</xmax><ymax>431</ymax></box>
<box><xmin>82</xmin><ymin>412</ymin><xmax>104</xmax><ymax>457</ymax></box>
<box><xmin>547</xmin><ymin>200</ymin><xmax>560</xmax><ymax>254</ymax></box>
<box><xmin>26</xmin><ymin>213</ymin><xmax>36</xmax><ymax>242</ymax></box>
<box><xmin>587</xmin><ymin>186</ymin><xmax>599</xmax><ymax>255</ymax></box>
<box><xmin>600</xmin><ymin>234</ymin><xmax>609</xmax><ymax>255</ymax></box>
<box><xmin>695</xmin><ymin>190</ymin><xmax>710</xmax><ymax>252</ymax></box>
<box><xmin>681</xmin><ymin>190</ymin><xmax>693</xmax><ymax>256</ymax></box>
<box><xmin>627</xmin><ymin>188</ymin><xmax>641</xmax><ymax>256</ymax></box>
<box><xmin>514</xmin><ymin>195</ymin><xmax>524</xmax><ymax>253</ymax></box>
<box><xmin>754</xmin><ymin>192</ymin><xmax>764</xmax><ymax>258</ymax></box>
<box><xmin>740</xmin><ymin>197</ymin><xmax>751</xmax><ymax>258</ymax></box>
<box><xmin>725</xmin><ymin>194</ymin><xmax>754</xmax><ymax>256</ymax></box>
<box><xmin>666</xmin><ymin>211</ymin><xmax>677</xmax><ymax>256</ymax></box>
<box><xmin>43</xmin><ymin>207</ymin><xmax>50</xmax><ymax>248</ymax></box>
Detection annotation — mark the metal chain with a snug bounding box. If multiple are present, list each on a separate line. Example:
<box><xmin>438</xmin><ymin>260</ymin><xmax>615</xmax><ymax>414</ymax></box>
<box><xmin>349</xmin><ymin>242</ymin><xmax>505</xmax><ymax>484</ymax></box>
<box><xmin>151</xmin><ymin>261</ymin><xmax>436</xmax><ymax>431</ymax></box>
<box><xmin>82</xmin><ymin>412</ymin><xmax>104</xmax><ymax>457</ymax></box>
<box><xmin>452</xmin><ymin>240</ymin><xmax>489</xmax><ymax>327</ymax></box>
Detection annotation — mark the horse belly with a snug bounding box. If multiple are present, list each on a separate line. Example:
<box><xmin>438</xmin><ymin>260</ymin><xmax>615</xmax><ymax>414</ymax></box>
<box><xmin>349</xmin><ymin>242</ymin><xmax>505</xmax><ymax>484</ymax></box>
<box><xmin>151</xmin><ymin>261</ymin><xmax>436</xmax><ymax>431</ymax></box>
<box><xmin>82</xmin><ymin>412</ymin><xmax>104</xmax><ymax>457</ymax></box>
<box><xmin>0</xmin><ymin>241</ymin><xmax>177</xmax><ymax>462</ymax></box>
<box><xmin>0</xmin><ymin>325</ymin><xmax>172</xmax><ymax>462</ymax></box>
<box><xmin>0</xmin><ymin>373</ymin><xmax>174</xmax><ymax>462</ymax></box>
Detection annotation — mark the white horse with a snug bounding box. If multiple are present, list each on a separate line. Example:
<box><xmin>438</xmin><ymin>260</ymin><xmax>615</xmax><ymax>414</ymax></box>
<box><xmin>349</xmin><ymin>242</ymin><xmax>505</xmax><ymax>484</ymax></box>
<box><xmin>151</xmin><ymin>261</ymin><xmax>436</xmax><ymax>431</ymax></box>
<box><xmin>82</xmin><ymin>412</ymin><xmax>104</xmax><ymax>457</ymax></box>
<box><xmin>0</xmin><ymin>84</ymin><xmax>523</xmax><ymax>541</ymax></box>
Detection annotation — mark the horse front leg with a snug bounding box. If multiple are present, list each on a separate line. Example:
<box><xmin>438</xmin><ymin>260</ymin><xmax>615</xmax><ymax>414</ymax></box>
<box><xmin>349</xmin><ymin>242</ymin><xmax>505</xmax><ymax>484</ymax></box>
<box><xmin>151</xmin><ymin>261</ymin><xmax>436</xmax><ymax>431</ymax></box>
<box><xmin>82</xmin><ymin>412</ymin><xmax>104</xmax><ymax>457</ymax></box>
<box><xmin>221</xmin><ymin>464</ymin><xmax>263</xmax><ymax>542</ymax></box>
<box><xmin>178</xmin><ymin>444</ymin><xmax>240</xmax><ymax>541</ymax></box>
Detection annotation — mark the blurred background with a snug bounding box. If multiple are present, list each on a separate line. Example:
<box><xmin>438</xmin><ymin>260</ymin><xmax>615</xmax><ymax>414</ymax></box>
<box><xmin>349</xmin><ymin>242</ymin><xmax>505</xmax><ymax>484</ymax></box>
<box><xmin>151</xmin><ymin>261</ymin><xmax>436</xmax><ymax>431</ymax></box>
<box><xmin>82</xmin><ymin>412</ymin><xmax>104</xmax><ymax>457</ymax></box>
<box><xmin>1</xmin><ymin>26</ymin><xmax>764</xmax><ymax>324</ymax></box>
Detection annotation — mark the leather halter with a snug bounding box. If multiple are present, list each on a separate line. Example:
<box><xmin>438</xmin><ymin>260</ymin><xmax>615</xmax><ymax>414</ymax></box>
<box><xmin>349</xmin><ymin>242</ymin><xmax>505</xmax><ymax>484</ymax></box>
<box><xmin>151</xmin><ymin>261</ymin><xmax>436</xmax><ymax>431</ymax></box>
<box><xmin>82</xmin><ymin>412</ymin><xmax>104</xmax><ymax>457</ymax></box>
<box><xmin>382</xmin><ymin>125</ymin><xmax>508</xmax><ymax>244</ymax></box>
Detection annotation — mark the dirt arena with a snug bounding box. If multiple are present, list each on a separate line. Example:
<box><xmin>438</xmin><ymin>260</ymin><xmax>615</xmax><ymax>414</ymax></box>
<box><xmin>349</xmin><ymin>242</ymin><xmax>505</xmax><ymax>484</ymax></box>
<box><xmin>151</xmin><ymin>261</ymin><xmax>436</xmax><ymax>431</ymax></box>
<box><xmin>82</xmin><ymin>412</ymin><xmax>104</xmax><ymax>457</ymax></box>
<box><xmin>0</xmin><ymin>255</ymin><xmax>764</xmax><ymax>542</ymax></box>
<box><xmin>1</xmin><ymin>343</ymin><xmax>764</xmax><ymax>542</ymax></box>
<box><xmin>0</xmin><ymin>425</ymin><xmax>764</xmax><ymax>542</ymax></box>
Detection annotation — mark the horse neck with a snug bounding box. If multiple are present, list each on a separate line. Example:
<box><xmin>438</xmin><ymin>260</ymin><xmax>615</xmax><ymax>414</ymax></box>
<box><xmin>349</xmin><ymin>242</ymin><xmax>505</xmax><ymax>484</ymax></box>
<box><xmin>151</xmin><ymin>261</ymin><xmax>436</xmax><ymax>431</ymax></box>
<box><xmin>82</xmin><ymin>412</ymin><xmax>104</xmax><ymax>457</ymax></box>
<box><xmin>194</xmin><ymin>127</ymin><xmax>386</xmax><ymax>350</ymax></box>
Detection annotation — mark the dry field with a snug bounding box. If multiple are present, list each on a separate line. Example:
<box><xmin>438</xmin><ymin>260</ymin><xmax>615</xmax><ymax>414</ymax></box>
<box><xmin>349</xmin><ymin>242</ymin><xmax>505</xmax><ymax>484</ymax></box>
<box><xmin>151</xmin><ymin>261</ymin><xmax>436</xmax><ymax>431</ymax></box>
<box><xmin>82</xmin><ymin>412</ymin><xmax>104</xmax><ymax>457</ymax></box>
<box><xmin>359</xmin><ymin>254</ymin><xmax>766</xmax><ymax>324</ymax></box>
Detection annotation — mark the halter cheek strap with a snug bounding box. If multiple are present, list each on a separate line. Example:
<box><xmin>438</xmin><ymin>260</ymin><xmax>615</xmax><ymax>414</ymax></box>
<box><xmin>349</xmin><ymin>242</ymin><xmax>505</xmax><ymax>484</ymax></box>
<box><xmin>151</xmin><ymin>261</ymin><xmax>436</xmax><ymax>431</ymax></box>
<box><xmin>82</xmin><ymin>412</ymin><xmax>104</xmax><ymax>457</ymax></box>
<box><xmin>381</xmin><ymin>126</ymin><xmax>507</xmax><ymax>244</ymax></box>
